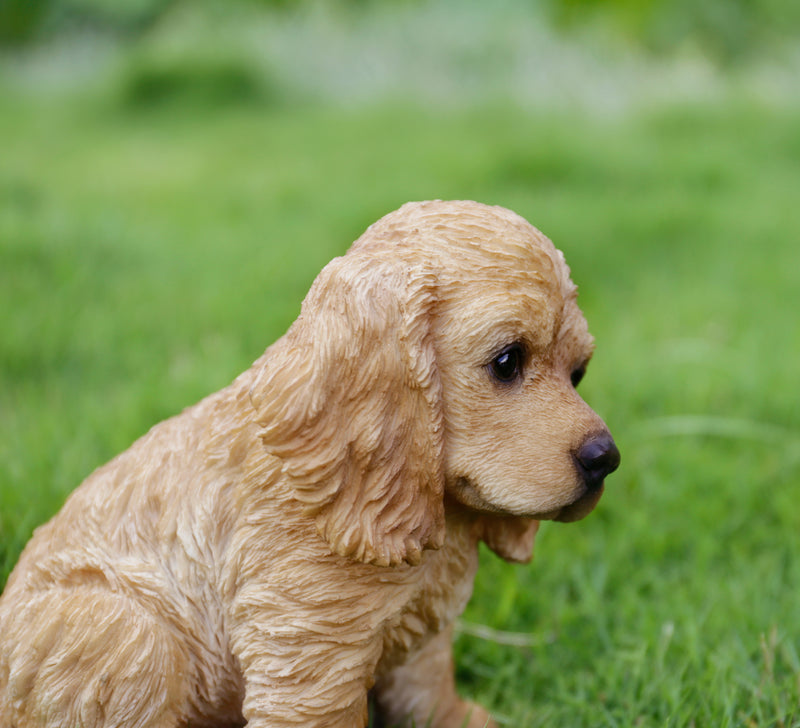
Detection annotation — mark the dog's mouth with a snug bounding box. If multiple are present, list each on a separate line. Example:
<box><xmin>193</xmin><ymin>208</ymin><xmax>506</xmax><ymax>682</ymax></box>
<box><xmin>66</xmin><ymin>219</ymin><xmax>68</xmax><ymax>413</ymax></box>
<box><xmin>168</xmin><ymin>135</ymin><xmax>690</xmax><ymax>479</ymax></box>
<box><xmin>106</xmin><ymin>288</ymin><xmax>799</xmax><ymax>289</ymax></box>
<box><xmin>550</xmin><ymin>484</ymin><xmax>604</xmax><ymax>523</ymax></box>
<box><xmin>451</xmin><ymin>476</ymin><xmax>604</xmax><ymax>523</ymax></box>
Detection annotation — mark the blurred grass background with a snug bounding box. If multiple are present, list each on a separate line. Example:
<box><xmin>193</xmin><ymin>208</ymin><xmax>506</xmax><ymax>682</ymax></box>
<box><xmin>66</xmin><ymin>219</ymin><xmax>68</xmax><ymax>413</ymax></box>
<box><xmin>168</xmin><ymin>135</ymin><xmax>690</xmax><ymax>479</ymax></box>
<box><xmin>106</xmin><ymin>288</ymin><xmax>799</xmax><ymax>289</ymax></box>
<box><xmin>2</xmin><ymin>0</ymin><xmax>800</xmax><ymax>725</ymax></box>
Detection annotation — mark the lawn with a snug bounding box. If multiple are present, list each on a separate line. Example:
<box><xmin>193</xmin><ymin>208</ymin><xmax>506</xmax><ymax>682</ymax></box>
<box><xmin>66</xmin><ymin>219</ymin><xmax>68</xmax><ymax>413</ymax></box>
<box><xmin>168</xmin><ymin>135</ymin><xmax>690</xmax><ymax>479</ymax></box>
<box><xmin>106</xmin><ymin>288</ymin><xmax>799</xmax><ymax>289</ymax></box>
<box><xmin>1</xmin><ymin>82</ymin><xmax>799</xmax><ymax>725</ymax></box>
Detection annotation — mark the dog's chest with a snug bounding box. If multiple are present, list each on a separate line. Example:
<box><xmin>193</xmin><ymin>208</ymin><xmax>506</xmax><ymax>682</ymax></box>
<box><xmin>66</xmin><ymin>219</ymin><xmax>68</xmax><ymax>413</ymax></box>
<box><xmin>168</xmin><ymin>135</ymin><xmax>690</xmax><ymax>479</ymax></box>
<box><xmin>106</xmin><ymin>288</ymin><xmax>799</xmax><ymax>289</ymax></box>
<box><xmin>377</xmin><ymin>522</ymin><xmax>480</xmax><ymax>668</ymax></box>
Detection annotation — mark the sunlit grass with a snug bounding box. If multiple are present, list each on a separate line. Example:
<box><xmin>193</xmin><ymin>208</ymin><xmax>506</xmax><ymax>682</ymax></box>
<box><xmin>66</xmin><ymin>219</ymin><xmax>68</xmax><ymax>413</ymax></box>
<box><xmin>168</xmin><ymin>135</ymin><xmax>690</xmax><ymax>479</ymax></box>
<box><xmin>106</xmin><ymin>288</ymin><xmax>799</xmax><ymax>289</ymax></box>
<box><xmin>1</xmin><ymin>88</ymin><xmax>799</xmax><ymax>724</ymax></box>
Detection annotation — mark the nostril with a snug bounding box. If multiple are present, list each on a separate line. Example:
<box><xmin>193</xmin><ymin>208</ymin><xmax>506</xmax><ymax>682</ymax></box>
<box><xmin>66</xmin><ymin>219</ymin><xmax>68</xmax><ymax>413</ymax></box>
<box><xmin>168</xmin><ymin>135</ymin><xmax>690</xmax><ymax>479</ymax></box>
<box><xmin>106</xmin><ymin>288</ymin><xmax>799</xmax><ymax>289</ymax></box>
<box><xmin>575</xmin><ymin>434</ymin><xmax>621</xmax><ymax>490</ymax></box>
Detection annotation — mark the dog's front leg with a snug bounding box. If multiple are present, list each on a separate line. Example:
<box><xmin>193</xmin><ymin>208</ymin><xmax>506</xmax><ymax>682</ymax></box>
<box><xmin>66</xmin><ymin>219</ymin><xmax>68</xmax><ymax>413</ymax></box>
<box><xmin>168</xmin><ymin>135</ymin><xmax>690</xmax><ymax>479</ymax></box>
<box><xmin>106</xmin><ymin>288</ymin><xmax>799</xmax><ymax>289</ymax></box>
<box><xmin>373</xmin><ymin>626</ymin><xmax>497</xmax><ymax>728</ymax></box>
<box><xmin>230</xmin><ymin>621</ymin><xmax>382</xmax><ymax>728</ymax></box>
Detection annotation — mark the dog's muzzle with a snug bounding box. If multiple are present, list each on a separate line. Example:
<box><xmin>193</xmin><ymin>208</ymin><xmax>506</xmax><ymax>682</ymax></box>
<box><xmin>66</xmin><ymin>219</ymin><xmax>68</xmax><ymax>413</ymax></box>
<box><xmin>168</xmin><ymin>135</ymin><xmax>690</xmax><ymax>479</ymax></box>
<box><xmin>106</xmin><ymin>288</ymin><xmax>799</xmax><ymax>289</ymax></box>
<box><xmin>554</xmin><ymin>433</ymin><xmax>620</xmax><ymax>523</ymax></box>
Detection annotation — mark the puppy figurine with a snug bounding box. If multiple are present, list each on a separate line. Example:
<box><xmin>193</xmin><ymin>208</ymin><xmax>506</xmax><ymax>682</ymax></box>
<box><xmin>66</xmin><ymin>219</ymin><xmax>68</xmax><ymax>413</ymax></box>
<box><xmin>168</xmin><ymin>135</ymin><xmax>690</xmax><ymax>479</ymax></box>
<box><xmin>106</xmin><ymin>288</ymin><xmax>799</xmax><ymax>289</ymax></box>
<box><xmin>0</xmin><ymin>201</ymin><xmax>619</xmax><ymax>728</ymax></box>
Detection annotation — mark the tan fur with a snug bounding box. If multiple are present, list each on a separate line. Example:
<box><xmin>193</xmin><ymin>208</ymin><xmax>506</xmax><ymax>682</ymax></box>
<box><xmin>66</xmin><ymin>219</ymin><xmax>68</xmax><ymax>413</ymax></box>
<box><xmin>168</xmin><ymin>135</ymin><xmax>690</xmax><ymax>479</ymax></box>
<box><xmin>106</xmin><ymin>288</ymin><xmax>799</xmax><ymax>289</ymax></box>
<box><xmin>0</xmin><ymin>200</ymin><xmax>616</xmax><ymax>727</ymax></box>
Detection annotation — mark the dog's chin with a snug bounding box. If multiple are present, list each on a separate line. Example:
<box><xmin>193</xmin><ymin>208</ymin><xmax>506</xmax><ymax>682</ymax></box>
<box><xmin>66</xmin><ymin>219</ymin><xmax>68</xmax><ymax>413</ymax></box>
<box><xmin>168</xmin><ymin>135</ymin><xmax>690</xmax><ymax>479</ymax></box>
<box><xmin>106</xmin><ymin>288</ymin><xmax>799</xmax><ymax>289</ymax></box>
<box><xmin>549</xmin><ymin>484</ymin><xmax>604</xmax><ymax>523</ymax></box>
<box><xmin>450</xmin><ymin>477</ymin><xmax>604</xmax><ymax>523</ymax></box>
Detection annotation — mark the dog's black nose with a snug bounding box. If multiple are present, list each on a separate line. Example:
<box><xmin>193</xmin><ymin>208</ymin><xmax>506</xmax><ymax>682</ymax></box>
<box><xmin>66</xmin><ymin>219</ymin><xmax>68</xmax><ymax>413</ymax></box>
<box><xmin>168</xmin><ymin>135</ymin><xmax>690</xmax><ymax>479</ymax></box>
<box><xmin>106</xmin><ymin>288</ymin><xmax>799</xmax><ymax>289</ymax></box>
<box><xmin>575</xmin><ymin>434</ymin><xmax>620</xmax><ymax>490</ymax></box>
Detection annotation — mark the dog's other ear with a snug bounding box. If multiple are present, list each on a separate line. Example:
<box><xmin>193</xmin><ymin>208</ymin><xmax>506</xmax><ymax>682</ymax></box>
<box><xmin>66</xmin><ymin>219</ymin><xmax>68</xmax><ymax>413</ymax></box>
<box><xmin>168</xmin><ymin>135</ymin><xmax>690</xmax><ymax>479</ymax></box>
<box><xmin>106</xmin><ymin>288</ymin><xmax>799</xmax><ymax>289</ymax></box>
<box><xmin>249</xmin><ymin>253</ymin><xmax>444</xmax><ymax>567</ymax></box>
<box><xmin>479</xmin><ymin>517</ymin><xmax>539</xmax><ymax>564</ymax></box>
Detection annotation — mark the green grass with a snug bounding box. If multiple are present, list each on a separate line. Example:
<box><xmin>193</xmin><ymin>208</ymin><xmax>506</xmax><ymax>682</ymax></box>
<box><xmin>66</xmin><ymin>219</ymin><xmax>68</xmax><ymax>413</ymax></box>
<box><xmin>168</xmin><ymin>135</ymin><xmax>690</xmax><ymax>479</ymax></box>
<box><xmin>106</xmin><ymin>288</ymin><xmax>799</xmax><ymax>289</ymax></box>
<box><xmin>1</xmin><ymin>87</ymin><xmax>799</xmax><ymax>725</ymax></box>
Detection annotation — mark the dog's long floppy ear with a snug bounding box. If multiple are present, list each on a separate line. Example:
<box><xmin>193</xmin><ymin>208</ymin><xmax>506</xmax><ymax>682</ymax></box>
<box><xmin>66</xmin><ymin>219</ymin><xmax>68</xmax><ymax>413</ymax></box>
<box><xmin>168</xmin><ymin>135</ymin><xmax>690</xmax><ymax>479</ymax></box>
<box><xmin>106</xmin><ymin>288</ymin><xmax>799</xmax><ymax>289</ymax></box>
<box><xmin>249</xmin><ymin>253</ymin><xmax>444</xmax><ymax>567</ymax></box>
<box><xmin>479</xmin><ymin>517</ymin><xmax>539</xmax><ymax>564</ymax></box>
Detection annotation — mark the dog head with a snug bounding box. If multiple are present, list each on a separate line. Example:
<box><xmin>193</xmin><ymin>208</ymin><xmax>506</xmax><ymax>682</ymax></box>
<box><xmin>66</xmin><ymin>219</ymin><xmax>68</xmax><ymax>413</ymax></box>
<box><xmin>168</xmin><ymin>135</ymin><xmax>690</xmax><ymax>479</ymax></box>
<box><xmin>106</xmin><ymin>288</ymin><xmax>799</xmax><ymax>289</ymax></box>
<box><xmin>250</xmin><ymin>201</ymin><xmax>619</xmax><ymax>567</ymax></box>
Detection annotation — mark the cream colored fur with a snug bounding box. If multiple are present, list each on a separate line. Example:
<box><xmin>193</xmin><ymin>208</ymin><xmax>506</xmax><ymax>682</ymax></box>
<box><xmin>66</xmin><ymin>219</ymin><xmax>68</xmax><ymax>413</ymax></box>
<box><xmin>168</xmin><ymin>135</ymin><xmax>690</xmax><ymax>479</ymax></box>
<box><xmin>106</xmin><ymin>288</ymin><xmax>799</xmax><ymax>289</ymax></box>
<box><xmin>0</xmin><ymin>200</ymin><xmax>615</xmax><ymax>727</ymax></box>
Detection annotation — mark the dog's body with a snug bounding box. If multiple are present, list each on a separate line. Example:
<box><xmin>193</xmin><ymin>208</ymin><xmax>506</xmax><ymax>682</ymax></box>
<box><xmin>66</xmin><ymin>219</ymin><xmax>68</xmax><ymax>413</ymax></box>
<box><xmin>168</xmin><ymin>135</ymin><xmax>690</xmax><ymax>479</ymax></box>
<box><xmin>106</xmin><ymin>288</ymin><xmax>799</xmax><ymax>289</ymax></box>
<box><xmin>0</xmin><ymin>201</ymin><xmax>619</xmax><ymax>727</ymax></box>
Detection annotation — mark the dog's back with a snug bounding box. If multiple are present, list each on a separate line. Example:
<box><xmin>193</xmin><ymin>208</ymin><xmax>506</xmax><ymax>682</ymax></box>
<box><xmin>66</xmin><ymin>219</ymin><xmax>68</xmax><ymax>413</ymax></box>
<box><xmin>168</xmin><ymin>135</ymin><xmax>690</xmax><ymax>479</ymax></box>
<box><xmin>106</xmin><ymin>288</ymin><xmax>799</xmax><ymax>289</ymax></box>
<box><xmin>0</xmin><ymin>382</ymin><xmax>253</xmax><ymax>726</ymax></box>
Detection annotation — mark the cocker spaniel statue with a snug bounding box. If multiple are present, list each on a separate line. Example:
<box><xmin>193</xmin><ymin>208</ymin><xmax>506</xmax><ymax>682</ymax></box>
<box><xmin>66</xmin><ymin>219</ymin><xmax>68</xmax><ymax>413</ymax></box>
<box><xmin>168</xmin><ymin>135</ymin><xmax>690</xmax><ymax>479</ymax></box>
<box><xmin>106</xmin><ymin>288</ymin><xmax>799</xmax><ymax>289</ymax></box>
<box><xmin>0</xmin><ymin>200</ymin><xmax>620</xmax><ymax>728</ymax></box>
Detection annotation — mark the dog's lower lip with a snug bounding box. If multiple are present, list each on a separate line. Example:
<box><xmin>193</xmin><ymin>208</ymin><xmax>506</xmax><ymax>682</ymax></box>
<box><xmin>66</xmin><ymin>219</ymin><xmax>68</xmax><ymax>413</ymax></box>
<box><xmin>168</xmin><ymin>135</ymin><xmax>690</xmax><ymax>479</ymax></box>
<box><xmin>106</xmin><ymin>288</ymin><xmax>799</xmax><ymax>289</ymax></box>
<box><xmin>552</xmin><ymin>483</ymin><xmax>605</xmax><ymax>523</ymax></box>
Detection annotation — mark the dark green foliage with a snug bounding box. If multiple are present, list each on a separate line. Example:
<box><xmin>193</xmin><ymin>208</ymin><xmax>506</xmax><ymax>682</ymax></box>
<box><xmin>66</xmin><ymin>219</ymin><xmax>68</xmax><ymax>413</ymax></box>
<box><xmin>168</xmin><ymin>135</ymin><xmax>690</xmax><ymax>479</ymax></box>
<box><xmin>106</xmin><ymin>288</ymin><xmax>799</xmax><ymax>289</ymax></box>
<box><xmin>0</xmin><ymin>0</ymin><xmax>48</xmax><ymax>46</ymax></box>
<box><xmin>3</xmin><ymin>0</ymin><xmax>800</xmax><ymax>66</ymax></box>
<box><xmin>547</xmin><ymin>0</ymin><xmax>800</xmax><ymax>63</ymax></box>
<box><xmin>118</xmin><ymin>51</ymin><xmax>275</xmax><ymax>109</ymax></box>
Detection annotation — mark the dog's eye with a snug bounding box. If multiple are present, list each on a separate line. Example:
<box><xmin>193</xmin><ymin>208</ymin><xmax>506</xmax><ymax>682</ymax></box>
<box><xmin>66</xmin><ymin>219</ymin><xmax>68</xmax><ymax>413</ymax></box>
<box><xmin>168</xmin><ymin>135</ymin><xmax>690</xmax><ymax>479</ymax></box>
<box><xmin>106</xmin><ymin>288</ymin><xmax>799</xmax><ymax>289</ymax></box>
<box><xmin>489</xmin><ymin>344</ymin><xmax>524</xmax><ymax>384</ymax></box>
<box><xmin>571</xmin><ymin>364</ymin><xmax>586</xmax><ymax>388</ymax></box>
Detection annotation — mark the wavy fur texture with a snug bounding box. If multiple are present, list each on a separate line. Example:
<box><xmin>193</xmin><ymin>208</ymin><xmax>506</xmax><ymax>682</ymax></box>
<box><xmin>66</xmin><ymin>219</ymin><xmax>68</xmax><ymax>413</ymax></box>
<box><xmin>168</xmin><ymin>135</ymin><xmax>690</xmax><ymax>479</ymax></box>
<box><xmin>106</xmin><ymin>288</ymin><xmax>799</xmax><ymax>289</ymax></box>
<box><xmin>0</xmin><ymin>200</ymin><xmax>616</xmax><ymax>728</ymax></box>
